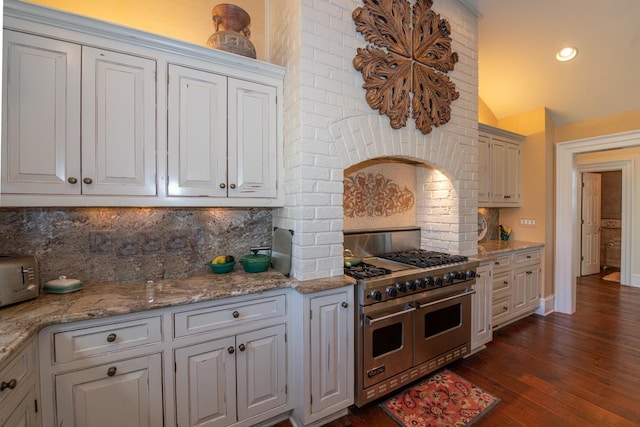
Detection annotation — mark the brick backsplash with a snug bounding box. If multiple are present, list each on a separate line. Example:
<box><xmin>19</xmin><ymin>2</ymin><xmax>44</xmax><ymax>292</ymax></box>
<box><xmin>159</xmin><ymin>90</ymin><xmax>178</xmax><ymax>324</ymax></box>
<box><xmin>0</xmin><ymin>208</ymin><xmax>272</xmax><ymax>284</ymax></box>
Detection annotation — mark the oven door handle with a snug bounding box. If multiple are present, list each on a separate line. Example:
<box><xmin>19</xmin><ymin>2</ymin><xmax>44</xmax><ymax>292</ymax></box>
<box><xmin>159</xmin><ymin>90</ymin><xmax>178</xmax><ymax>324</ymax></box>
<box><xmin>412</xmin><ymin>289</ymin><xmax>476</xmax><ymax>309</ymax></box>
<box><xmin>365</xmin><ymin>306</ymin><xmax>416</xmax><ymax>325</ymax></box>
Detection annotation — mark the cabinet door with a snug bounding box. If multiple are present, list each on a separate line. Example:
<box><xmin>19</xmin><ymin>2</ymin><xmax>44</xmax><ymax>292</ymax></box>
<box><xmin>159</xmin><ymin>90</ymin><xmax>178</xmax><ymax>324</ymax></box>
<box><xmin>471</xmin><ymin>265</ymin><xmax>492</xmax><ymax>351</ymax></box>
<box><xmin>477</xmin><ymin>133</ymin><xmax>491</xmax><ymax>203</ymax></box>
<box><xmin>54</xmin><ymin>354</ymin><xmax>163</xmax><ymax>427</ymax></box>
<box><xmin>81</xmin><ymin>47</ymin><xmax>156</xmax><ymax>196</ymax></box>
<box><xmin>236</xmin><ymin>324</ymin><xmax>286</xmax><ymax>421</ymax></box>
<box><xmin>490</xmin><ymin>138</ymin><xmax>506</xmax><ymax>202</ymax></box>
<box><xmin>513</xmin><ymin>267</ymin><xmax>528</xmax><ymax>315</ymax></box>
<box><xmin>2</xmin><ymin>30</ymin><xmax>81</xmax><ymax>194</ymax></box>
<box><xmin>175</xmin><ymin>337</ymin><xmax>236</xmax><ymax>427</ymax></box>
<box><xmin>504</xmin><ymin>142</ymin><xmax>520</xmax><ymax>202</ymax></box>
<box><xmin>228</xmin><ymin>78</ymin><xmax>277</xmax><ymax>198</ymax></box>
<box><xmin>1</xmin><ymin>386</ymin><xmax>39</xmax><ymax>427</ymax></box>
<box><xmin>310</xmin><ymin>292</ymin><xmax>351</xmax><ymax>415</ymax></box>
<box><xmin>167</xmin><ymin>64</ymin><xmax>227</xmax><ymax>197</ymax></box>
<box><xmin>525</xmin><ymin>267</ymin><xmax>540</xmax><ymax>311</ymax></box>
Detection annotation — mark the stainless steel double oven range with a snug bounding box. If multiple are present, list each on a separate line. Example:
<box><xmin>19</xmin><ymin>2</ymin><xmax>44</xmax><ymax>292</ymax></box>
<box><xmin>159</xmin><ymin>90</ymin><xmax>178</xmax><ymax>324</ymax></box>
<box><xmin>344</xmin><ymin>228</ymin><xmax>479</xmax><ymax>407</ymax></box>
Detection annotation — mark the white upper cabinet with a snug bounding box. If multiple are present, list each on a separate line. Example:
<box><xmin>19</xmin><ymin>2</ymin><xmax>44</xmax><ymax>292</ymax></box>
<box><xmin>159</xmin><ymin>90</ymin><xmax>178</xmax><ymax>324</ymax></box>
<box><xmin>168</xmin><ymin>65</ymin><xmax>277</xmax><ymax>199</ymax></box>
<box><xmin>228</xmin><ymin>79</ymin><xmax>277</xmax><ymax>198</ymax></box>
<box><xmin>478</xmin><ymin>123</ymin><xmax>524</xmax><ymax>207</ymax></box>
<box><xmin>167</xmin><ymin>64</ymin><xmax>228</xmax><ymax>197</ymax></box>
<box><xmin>81</xmin><ymin>47</ymin><xmax>157</xmax><ymax>196</ymax></box>
<box><xmin>2</xmin><ymin>30</ymin><xmax>81</xmax><ymax>195</ymax></box>
<box><xmin>1</xmin><ymin>0</ymin><xmax>285</xmax><ymax>207</ymax></box>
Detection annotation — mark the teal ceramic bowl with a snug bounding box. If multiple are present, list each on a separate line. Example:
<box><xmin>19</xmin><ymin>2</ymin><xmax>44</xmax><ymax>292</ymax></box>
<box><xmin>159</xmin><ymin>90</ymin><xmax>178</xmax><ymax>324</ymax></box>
<box><xmin>240</xmin><ymin>254</ymin><xmax>270</xmax><ymax>273</ymax></box>
<box><xmin>207</xmin><ymin>260</ymin><xmax>236</xmax><ymax>274</ymax></box>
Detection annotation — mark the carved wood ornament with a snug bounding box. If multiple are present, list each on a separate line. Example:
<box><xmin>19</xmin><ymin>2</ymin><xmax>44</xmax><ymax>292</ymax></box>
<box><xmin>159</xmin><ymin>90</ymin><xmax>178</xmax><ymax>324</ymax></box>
<box><xmin>353</xmin><ymin>0</ymin><xmax>459</xmax><ymax>134</ymax></box>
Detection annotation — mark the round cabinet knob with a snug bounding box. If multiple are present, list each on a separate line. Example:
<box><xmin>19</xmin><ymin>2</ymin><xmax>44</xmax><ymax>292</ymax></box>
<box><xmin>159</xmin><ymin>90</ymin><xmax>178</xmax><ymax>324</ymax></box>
<box><xmin>1</xmin><ymin>379</ymin><xmax>17</xmax><ymax>391</ymax></box>
<box><xmin>229</xmin><ymin>183</ymin><xmax>236</xmax><ymax>189</ymax></box>
<box><xmin>219</xmin><ymin>183</ymin><xmax>226</xmax><ymax>189</ymax></box>
<box><xmin>228</xmin><ymin>346</ymin><xmax>235</xmax><ymax>354</ymax></box>
<box><xmin>370</xmin><ymin>290</ymin><xmax>382</xmax><ymax>301</ymax></box>
<box><xmin>341</xmin><ymin>301</ymin><xmax>348</xmax><ymax>308</ymax></box>
<box><xmin>238</xmin><ymin>343</ymin><xmax>246</xmax><ymax>352</ymax></box>
<box><xmin>232</xmin><ymin>310</ymin><xmax>240</xmax><ymax>318</ymax></box>
<box><xmin>107</xmin><ymin>366</ymin><xmax>117</xmax><ymax>377</ymax></box>
<box><xmin>106</xmin><ymin>333</ymin><xmax>117</xmax><ymax>343</ymax></box>
<box><xmin>67</xmin><ymin>177</ymin><xmax>78</xmax><ymax>184</ymax></box>
<box><xmin>83</xmin><ymin>177</ymin><xmax>93</xmax><ymax>184</ymax></box>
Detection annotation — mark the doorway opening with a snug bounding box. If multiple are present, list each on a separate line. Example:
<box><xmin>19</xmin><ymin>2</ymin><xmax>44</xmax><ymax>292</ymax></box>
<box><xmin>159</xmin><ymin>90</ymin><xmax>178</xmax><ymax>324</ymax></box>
<box><xmin>579</xmin><ymin>170</ymin><xmax>622</xmax><ymax>279</ymax></box>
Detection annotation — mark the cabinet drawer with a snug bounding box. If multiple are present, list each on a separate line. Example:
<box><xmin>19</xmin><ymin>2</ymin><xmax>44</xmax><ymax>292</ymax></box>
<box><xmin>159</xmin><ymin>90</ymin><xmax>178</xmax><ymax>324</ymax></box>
<box><xmin>492</xmin><ymin>254</ymin><xmax>512</xmax><ymax>272</ymax></box>
<box><xmin>174</xmin><ymin>294</ymin><xmax>286</xmax><ymax>338</ymax></box>
<box><xmin>0</xmin><ymin>339</ymin><xmax>35</xmax><ymax>408</ymax></box>
<box><xmin>515</xmin><ymin>249</ymin><xmax>540</xmax><ymax>266</ymax></box>
<box><xmin>492</xmin><ymin>272</ymin><xmax>511</xmax><ymax>293</ymax></box>
<box><xmin>53</xmin><ymin>316</ymin><xmax>162</xmax><ymax>363</ymax></box>
<box><xmin>492</xmin><ymin>294</ymin><xmax>511</xmax><ymax>320</ymax></box>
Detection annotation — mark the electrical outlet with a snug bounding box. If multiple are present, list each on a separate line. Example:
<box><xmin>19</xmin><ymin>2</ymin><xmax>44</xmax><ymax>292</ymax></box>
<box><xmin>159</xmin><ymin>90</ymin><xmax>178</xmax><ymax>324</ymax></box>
<box><xmin>519</xmin><ymin>218</ymin><xmax>537</xmax><ymax>227</ymax></box>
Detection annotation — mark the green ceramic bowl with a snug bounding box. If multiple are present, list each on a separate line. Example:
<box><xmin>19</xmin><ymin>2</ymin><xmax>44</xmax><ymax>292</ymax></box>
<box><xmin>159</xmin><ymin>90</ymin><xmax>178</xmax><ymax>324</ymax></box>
<box><xmin>240</xmin><ymin>254</ymin><xmax>270</xmax><ymax>273</ymax></box>
<box><xmin>207</xmin><ymin>260</ymin><xmax>236</xmax><ymax>274</ymax></box>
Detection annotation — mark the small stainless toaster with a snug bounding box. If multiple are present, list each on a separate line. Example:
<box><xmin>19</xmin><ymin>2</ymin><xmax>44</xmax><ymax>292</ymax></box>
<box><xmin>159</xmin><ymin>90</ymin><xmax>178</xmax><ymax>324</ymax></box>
<box><xmin>0</xmin><ymin>255</ymin><xmax>40</xmax><ymax>308</ymax></box>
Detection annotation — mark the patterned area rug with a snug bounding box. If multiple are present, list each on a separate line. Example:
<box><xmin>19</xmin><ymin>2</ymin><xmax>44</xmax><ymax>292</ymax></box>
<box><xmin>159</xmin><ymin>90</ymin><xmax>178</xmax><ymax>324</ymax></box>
<box><xmin>380</xmin><ymin>370</ymin><xmax>500</xmax><ymax>427</ymax></box>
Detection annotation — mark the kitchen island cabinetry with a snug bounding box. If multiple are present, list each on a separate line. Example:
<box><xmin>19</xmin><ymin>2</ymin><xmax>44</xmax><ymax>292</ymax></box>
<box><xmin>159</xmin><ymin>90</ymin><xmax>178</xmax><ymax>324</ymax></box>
<box><xmin>470</xmin><ymin>262</ymin><xmax>493</xmax><ymax>353</ymax></box>
<box><xmin>290</xmin><ymin>287</ymin><xmax>354</xmax><ymax>427</ymax></box>
<box><xmin>478</xmin><ymin>124</ymin><xmax>524</xmax><ymax>207</ymax></box>
<box><xmin>167</xmin><ymin>64</ymin><xmax>277</xmax><ymax>199</ymax></box>
<box><xmin>2</xmin><ymin>30</ymin><xmax>157</xmax><ymax>197</ymax></box>
<box><xmin>490</xmin><ymin>247</ymin><xmax>542</xmax><ymax>329</ymax></box>
<box><xmin>0</xmin><ymin>338</ymin><xmax>40</xmax><ymax>427</ymax></box>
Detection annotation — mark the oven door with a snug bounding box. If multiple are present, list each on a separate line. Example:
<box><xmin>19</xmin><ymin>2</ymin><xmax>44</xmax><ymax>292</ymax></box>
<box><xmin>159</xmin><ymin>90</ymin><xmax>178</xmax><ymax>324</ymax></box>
<box><xmin>361</xmin><ymin>303</ymin><xmax>414</xmax><ymax>388</ymax></box>
<box><xmin>413</xmin><ymin>286</ymin><xmax>474</xmax><ymax>366</ymax></box>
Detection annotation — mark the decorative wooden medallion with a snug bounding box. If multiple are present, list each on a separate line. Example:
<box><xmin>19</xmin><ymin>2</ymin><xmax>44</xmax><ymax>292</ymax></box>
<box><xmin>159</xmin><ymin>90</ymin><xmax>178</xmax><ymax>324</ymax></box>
<box><xmin>353</xmin><ymin>0</ymin><xmax>459</xmax><ymax>134</ymax></box>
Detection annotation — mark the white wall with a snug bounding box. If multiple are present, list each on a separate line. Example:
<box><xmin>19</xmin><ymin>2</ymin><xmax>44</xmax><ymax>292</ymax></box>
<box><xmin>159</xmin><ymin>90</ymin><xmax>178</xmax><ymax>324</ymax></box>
<box><xmin>270</xmin><ymin>0</ymin><xmax>480</xmax><ymax>280</ymax></box>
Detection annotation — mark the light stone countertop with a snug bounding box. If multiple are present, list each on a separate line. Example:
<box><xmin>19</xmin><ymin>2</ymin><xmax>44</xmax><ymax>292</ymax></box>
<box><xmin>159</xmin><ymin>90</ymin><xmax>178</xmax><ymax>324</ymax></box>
<box><xmin>0</xmin><ymin>269</ymin><xmax>355</xmax><ymax>366</ymax></box>
<box><xmin>475</xmin><ymin>240</ymin><xmax>545</xmax><ymax>261</ymax></box>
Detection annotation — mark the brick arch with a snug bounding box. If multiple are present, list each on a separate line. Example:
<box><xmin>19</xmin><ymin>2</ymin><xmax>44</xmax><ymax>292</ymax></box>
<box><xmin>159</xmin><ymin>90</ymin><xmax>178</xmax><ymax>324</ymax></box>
<box><xmin>328</xmin><ymin>114</ymin><xmax>476</xmax><ymax>254</ymax></box>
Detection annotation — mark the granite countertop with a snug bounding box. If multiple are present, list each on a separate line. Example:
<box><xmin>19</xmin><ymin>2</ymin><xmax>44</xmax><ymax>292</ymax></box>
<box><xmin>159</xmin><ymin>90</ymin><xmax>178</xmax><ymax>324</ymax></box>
<box><xmin>0</xmin><ymin>269</ymin><xmax>356</xmax><ymax>366</ymax></box>
<box><xmin>476</xmin><ymin>239</ymin><xmax>544</xmax><ymax>260</ymax></box>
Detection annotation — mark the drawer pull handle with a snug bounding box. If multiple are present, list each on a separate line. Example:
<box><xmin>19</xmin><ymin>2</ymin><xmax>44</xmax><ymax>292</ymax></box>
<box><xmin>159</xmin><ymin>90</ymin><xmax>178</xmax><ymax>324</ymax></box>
<box><xmin>341</xmin><ymin>301</ymin><xmax>348</xmax><ymax>308</ymax></box>
<box><xmin>106</xmin><ymin>333</ymin><xmax>117</xmax><ymax>343</ymax></box>
<box><xmin>232</xmin><ymin>310</ymin><xmax>240</xmax><ymax>318</ymax></box>
<box><xmin>526</xmin><ymin>271</ymin><xmax>533</xmax><ymax>275</ymax></box>
<box><xmin>107</xmin><ymin>367</ymin><xmax>117</xmax><ymax>377</ymax></box>
<box><xmin>495</xmin><ymin>261</ymin><xmax>500</xmax><ymax>265</ymax></box>
<box><xmin>503</xmin><ymin>281</ymin><xmax>508</xmax><ymax>285</ymax></box>
<box><xmin>227</xmin><ymin>346</ymin><xmax>235</xmax><ymax>354</ymax></box>
<box><xmin>67</xmin><ymin>177</ymin><xmax>78</xmax><ymax>184</ymax></box>
<box><xmin>503</xmin><ymin>306</ymin><xmax>508</xmax><ymax>311</ymax></box>
<box><xmin>1</xmin><ymin>379</ymin><xmax>17</xmax><ymax>391</ymax></box>
<box><xmin>527</xmin><ymin>255</ymin><xmax>532</xmax><ymax>259</ymax></box>
<box><xmin>238</xmin><ymin>343</ymin><xmax>246</xmax><ymax>352</ymax></box>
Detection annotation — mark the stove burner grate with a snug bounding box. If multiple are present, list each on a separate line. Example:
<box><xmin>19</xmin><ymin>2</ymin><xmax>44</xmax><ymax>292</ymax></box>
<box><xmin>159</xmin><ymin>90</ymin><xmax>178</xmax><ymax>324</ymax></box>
<box><xmin>344</xmin><ymin>262</ymin><xmax>391</xmax><ymax>279</ymax></box>
<box><xmin>380</xmin><ymin>250</ymin><xmax>468</xmax><ymax>268</ymax></box>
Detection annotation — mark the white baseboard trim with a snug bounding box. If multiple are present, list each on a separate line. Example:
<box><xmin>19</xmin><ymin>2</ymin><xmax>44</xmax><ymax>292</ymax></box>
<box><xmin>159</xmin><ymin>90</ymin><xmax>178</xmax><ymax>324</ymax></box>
<box><xmin>535</xmin><ymin>294</ymin><xmax>555</xmax><ymax>316</ymax></box>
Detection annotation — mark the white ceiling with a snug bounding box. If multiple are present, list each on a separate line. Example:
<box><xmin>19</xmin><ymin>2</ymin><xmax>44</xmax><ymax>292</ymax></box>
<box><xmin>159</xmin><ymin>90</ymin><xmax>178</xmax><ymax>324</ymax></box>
<box><xmin>467</xmin><ymin>0</ymin><xmax>640</xmax><ymax>126</ymax></box>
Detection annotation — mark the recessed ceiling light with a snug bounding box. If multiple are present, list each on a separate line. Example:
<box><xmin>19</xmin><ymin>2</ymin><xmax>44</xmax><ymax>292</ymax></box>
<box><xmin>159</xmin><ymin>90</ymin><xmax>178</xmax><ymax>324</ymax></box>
<box><xmin>556</xmin><ymin>46</ymin><xmax>578</xmax><ymax>62</ymax></box>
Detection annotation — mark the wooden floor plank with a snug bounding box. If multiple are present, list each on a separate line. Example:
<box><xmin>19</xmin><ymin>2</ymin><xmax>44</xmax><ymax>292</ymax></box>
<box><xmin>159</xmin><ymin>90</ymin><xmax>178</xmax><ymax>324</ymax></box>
<box><xmin>276</xmin><ymin>269</ymin><xmax>640</xmax><ymax>426</ymax></box>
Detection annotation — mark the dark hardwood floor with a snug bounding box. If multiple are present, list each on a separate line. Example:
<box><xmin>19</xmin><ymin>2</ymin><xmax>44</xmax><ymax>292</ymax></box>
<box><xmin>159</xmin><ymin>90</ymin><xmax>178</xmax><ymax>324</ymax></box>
<box><xmin>281</xmin><ymin>269</ymin><xmax>640</xmax><ymax>426</ymax></box>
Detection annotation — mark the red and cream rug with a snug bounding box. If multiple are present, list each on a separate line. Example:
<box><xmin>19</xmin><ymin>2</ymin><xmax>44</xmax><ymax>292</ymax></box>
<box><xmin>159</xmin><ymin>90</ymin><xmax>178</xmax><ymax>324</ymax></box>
<box><xmin>380</xmin><ymin>370</ymin><xmax>500</xmax><ymax>427</ymax></box>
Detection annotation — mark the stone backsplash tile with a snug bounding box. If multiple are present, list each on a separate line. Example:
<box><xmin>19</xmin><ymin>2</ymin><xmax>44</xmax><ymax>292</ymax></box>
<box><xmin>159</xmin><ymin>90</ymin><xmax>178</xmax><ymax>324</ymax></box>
<box><xmin>0</xmin><ymin>207</ymin><xmax>273</xmax><ymax>284</ymax></box>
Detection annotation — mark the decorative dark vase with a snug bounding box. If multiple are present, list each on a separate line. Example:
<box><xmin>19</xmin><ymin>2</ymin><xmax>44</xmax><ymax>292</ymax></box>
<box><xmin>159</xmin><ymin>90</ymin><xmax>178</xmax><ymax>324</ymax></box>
<box><xmin>206</xmin><ymin>3</ymin><xmax>256</xmax><ymax>59</ymax></box>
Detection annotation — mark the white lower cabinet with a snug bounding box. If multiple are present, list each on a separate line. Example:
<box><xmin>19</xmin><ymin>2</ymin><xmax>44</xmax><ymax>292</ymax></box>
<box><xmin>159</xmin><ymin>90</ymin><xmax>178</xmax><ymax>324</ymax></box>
<box><xmin>0</xmin><ymin>338</ymin><xmax>40</xmax><ymax>427</ymax></box>
<box><xmin>174</xmin><ymin>325</ymin><xmax>287</xmax><ymax>427</ymax></box>
<box><xmin>470</xmin><ymin>262</ymin><xmax>493</xmax><ymax>353</ymax></box>
<box><xmin>54</xmin><ymin>354</ymin><xmax>163</xmax><ymax>427</ymax></box>
<box><xmin>291</xmin><ymin>287</ymin><xmax>354</xmax><ymax>427</ymax></box>
<box><xmin>491</xmin><ymin>247</ymin><xmax>542</xmax><ymax>330</ymax></box>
